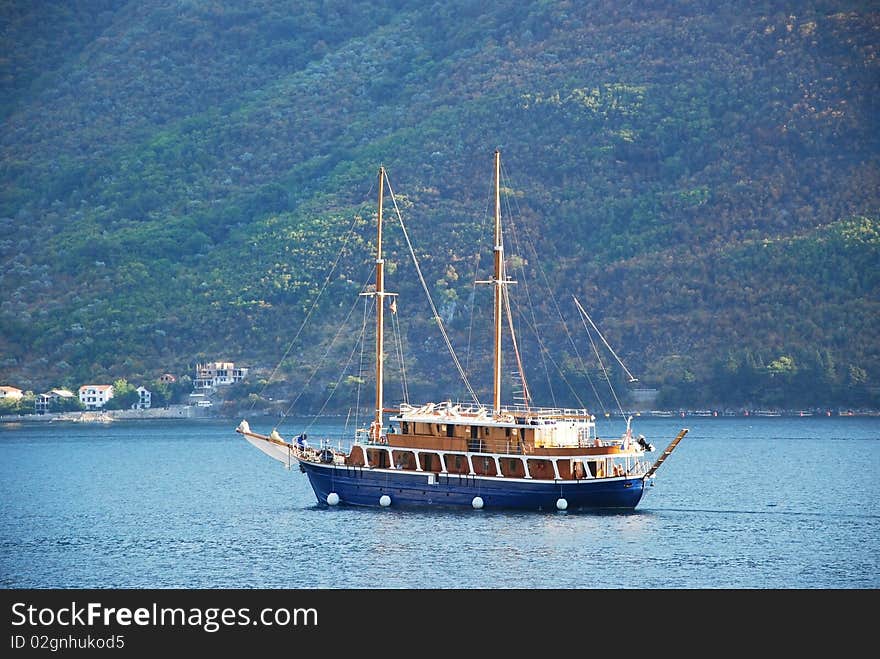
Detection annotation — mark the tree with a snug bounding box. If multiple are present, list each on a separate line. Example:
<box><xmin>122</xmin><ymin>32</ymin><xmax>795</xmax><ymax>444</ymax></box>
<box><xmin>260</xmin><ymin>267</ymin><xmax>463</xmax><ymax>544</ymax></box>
<box><xmin>148</xmin><ymin>380</ymin><xmax>172</xmax><ymax>407</ymax></box>
<box><xmin>767</xmin><ymin>355</ymin><xmax>797</xmax><ymax>377</ymax></box>
<box><xmin>848</xmin><ymin>365</ymin><xmax>868</xmax><ymax>386</ymax></box>
<box><xmin>49</xmin><ymin>394</ymin><xmax>83</xmax><ymax>413</ymax></box>
<box><xmin>169</xmin><ymin>376</ymin><xmax>193</xmax><ymax>404</ymax></box>
<box><xmin>0</xmin><ymin>393</ymin><xmax>36</xmax><ymax>416</ymax></box>
<box><xmin>105</xmin><ymin>379</ymin><xmax>138</xmax><ymax>409</ymax></box>
<box><xmin>0</xmin><ymin>398</ymin><xmax>19</xmax><ymax>416</ymax></box>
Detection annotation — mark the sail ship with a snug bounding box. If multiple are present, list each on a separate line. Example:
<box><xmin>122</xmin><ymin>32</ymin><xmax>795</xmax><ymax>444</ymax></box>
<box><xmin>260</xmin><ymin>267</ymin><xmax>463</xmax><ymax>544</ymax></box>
<box><xmin>237</xmin><ymin>151</ymin><xmax>687</xmax><ymax>511</ymax></box>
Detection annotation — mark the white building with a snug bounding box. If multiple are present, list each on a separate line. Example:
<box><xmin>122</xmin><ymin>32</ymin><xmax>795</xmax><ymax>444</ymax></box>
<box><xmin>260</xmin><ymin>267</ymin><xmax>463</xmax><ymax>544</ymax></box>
<box><xmin>194</xmin><ymin>362</ymin><xmax>248</xmax><ymax>390</ymax></box>
<box><xmin>188</xmin><ymin>392</ymin><xmax>213</xmax><ymax>408</ymax></box>
<box><xmin>78</xmin><ymin>384</ymin><xmax>114</xmax><ymax>410</ymax></box>
<box><xmin>133</xmin><ymin>386</ymin><xmax>152</xmax><ymax>410</ymax></box>
<box><xmin>0</xmin><ymin>386</ymin><xmax>23</xmax><ymax>401</ymax></box>
<box><xmin>35</xmin><ymin>388</ymin><xmax>75</xmax><ymax>414</ymax></box>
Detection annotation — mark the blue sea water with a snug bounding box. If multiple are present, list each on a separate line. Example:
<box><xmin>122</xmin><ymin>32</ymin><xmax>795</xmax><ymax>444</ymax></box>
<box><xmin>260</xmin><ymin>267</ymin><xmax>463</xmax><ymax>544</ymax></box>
<box><xmin>0</xmin><ymin>416</ymin><xmax>877</xmax><ymax>589</ymax></box>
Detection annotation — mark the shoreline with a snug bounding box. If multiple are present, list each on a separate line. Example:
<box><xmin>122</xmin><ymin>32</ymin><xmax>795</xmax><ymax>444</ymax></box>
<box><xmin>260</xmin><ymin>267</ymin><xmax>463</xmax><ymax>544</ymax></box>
<box><xmin>0</xmin><ymin>405</ymin><xmax>209</xmax><ymax>423</ymax></box>
<box><xmin>2</xmin><ymin>407</ymin><xmax>878</xmax><ymax>424</ymax></box>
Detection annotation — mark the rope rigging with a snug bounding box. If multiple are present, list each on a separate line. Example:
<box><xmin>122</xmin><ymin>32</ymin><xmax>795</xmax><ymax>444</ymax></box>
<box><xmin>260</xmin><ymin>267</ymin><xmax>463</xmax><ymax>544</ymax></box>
<box><xmin>461</xmin><ymin>248</ymin><xmax>482</xmax><ymax>402</ymax></box>
<box><xmin>462</xmin><ymin>185</ymin><xmax>492</xmax><ymax>403</ymax></box>
<box><xmin>573</xmin><ymin>296</ymin><xmax>638</xmax><ymax>383</ymax></box>
<box><xmin>261</xmin><ymin>155</ymin><xmax>640</xmax><ymax>437</ymax></box>
<box><xmin>385</xmin><ymin>174</ymin><xmax>481</xmax><ymax>407</ymax></box>
<box><xmin>389</xmin><ymin>296</ymin><xmax>409</xmax><ymax>405</ymax></box>
<box><xmin>506</xmin><ymin>303</ymin><xmax>588</xmax><ymax>409</ymax></box>
<box><xmin>275</xmin><ymin>264</ymin><xmax>377</xmax><ymax>429</ymax></box>
<box><xmin>249</xmin><ymin>213</ymin><xmax>363</xmax><ymax>411</ymax></box>
<box><xmin>352</xmin><ymin>294</ymin><xmax>370</xmax><ymax>440</ymax></box>
<box><xmin>573</xmin><ymin>296</ymin><xmax>628</xmax><ymax>417</ymax></box>
<box><xmin>303</xmin><ymin>296</ymin><xmax>374</xmax><ymax>437</ymax></box>
<box><xmin>499</xmin><ymin>177</ymin><xmax>558</xmax><ymax>407</ymax></box>
<box><xmin>498</xmin><ymin>160</ymin><xmax>613</xmax><ymax>413</ymax></box>
<box><xmin>502</xmin><ymin>271</ymin><xmax>531</xmax><ymax>407</ymax></box>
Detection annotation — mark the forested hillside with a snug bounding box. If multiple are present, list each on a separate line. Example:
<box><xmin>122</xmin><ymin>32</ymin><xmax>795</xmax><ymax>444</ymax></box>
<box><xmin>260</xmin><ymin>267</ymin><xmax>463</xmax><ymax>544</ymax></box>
<box><xmin>1</xmin><ymin>0</ymin><xmax>878</xmax><ymax>411</ymax></box>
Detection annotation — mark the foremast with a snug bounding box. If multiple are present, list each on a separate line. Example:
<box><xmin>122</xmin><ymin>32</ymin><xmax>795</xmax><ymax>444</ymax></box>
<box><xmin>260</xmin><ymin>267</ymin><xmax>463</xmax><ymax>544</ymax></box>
<box><xmin>364</xmin><ymin>166</ymin><xmax>396</xmax><ymax>442</ymax></box>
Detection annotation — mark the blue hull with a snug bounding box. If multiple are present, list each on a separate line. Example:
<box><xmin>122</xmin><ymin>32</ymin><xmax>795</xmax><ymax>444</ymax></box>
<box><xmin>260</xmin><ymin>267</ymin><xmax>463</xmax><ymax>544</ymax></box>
<box><xmin>300</xmin><ymin>461</ymin><xmax>647</xmax><ymax>511</ymax></box>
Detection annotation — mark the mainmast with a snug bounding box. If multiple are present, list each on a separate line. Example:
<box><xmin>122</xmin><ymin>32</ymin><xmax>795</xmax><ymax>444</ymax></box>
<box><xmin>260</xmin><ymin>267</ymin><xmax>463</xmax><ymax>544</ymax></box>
<box><xmin>476</xmin><ymin>151</ymin><xmax>515</xmax><ymax>416</ymax></box>
<box><xmin>476</xmin><ymin>150</ymin><xmax>512</xmax><ymax>415</ymax></box>
<box><xmin>492</xmin><ymin>150</ymin><xmax>503</xmax><ymax>414</ymax></box>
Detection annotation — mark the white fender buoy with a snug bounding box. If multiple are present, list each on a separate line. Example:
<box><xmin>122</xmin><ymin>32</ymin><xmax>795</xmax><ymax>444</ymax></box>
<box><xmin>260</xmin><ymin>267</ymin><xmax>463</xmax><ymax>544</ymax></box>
<box><xmin>472</xmin><ymin>496</ymin><xmax>484</xmax><ymax>510</ymax></box>
<box><xmin>556</xmin><ymin>497</ymin><xmax>568</xmax><ymax>511</ymax></box>
<box><xmin>379</xmin><ymin>494</ymin><xmax>391</xmax><ymax>507</ymax></box>
<box><xmin>326</xmin><ymin>492</ymin><xmax>340</xmax><ymax>506</ymax></box>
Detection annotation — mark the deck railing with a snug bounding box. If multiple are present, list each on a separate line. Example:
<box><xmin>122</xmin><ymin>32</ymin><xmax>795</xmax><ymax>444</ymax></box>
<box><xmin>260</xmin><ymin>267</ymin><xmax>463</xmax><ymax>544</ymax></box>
<box><xmin>466</xmin><ymin>438</ymin><xmax>528</xmax><ymax>455</ymax></box>
<box><xmin>396</xmin><ymin>402</ymin><xmax>595</xmax><ymax>421</ymax></box>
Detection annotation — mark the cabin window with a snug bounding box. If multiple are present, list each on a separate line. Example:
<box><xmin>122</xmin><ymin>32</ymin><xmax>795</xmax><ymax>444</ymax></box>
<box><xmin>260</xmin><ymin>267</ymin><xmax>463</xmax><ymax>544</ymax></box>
<box><xmin>484</xmin><ymin>427</ymin><xmax>490</xmax><ymax>436</ymax></box>
<box><xmin>528</xmin><ymin>459</ymin><xmax>551</xmax><ymax>479</ymax></box>
<box><xmin>394</xmin><ymin>452</ymin><xmax>411</xmax><ymax>469</ymax></box>
<box><xmin>501</xmin><ymin>458</ymin><xmax>525</xmax><ymax>478</ymax></box>
<box><xmin>401</xmin><ymin>421</ymin><xmax>409</xmax><ymax>434</ymax></box>
<box><xmin>455</xmin><ymin>456</ymin><xmax>462</xmax><ymax>469</ymax></box>
<box><xmin>470</xmin><ymin>426</ymin><xmax>478</xmax><ymax>439</ymax></box>
<box><xmin>505</xmin><ymin>427</ymin><xmax>511</xmax><ymax>437</ymax></box>
<box><xmin>446</xmin><ymin>424</ymin><xmax>455</xmax><ymax>438</ymax></box>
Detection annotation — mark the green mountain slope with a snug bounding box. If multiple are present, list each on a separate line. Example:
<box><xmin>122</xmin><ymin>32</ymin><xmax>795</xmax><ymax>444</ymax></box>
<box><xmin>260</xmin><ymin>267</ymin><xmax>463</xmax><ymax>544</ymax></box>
<box><xmin>1</xmin><ymin>0</ymin><xmax>878</xmax><ymax>410</ymax></box>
